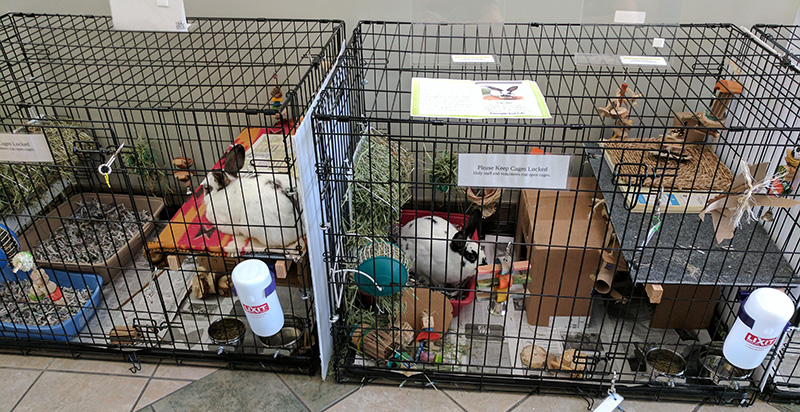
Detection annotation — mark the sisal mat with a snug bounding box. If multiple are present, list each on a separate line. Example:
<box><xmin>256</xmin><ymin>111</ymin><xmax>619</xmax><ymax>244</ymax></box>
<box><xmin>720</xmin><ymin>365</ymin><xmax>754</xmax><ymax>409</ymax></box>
<box><xmin>601</xmin><ymin>138</ymin><xmax>734</xmax><ymax>191</ymax></box>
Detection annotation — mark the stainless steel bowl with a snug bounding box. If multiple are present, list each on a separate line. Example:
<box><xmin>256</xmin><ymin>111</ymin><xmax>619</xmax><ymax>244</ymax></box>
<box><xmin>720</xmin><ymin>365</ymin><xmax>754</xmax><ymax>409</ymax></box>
<box><xmin>207</xmin><ymin>318</ymin><xmax>246</xmax><ymax>354</ymax></box>
<box><xmin>701</xmin><ymin>354</ymin><xmax>751</xmax><ymax>389</ymax></box>
<box><xmin>257</xmin><ymin>313</ymin><xmax>308</xmax><ymax>351</ymax></box>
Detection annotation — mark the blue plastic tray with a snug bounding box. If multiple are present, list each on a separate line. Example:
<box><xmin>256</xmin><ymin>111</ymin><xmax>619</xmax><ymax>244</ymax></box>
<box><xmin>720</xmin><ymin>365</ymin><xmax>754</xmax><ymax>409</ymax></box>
<box><xmin>0</xmin><ymin>266</ymin><xmax>103</xmax><ymax>341</ymax></box>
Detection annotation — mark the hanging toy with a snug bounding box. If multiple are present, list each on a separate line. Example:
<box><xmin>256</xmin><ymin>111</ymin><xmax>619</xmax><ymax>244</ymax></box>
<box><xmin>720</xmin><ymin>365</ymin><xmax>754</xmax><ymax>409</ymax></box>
<box><xmin>11</xmin><ymin>251</ymin><xmax>34</xmax><ymax>273</ymax></box>
<box><xmin>767</xmin><ymin>147</ymin><xmax>800</xmax><ymax>196</ymax></box>
<box><xmin>13</xmin><ymin>252</ymin><xmax>66</xmax><ymax>306</ymax></box>
<box><xmin>490</xmin><ymin>243</ymin><xmax>514</xmax><ymax>316</ymax></box>
<box><xmin>414</xmin><ymin>310</ymin><xmax>442</xmax><ymax>363</ymax></box>
<box><xmin>597</xmin><ymin>81</ymin><xmax>642</xmax><ymax>140</ymax></box>
<box><xmin>28</xmin><ymin>268</ymin><xmax>66</xmax><ymax>305</ymax></box>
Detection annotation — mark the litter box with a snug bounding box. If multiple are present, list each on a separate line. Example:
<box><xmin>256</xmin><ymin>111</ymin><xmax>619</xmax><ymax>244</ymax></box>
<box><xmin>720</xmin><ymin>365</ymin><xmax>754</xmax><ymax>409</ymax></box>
<box><xmin>399</xmin><ymin>210</ymin><xmax>477</xmax><ymax>316</ymax></box>
<box><xmin>0</xmin><ymin>266</ymin><xmax>103</xmax><ymax>341</ymax></box>
<box><xmin>18</xmin><ymin>193</ymin><xmax>165</xmax><ymax>282</ymax></box>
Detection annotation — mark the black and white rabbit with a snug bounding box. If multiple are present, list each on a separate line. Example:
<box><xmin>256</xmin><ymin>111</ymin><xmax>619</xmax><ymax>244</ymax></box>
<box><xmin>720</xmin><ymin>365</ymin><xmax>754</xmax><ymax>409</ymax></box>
<box><xmin>203</xmin><ymin>144</ymin><xmax>301</xmax><ymax>247</ymax></box>
<box><xmin>399</xmin><ymin>209</ymin><xmax>487</xmax><ymax>288</ymax></box>
<box><xmin>486</xmin><ymin>85</ymin><xmax>519</xmax><ymax>99</ymax></box>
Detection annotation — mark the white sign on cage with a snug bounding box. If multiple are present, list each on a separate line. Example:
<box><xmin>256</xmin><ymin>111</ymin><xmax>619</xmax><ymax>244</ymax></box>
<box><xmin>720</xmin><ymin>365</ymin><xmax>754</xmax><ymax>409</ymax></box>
<box><xmin>410</xmin><ymin>78</ymin><xmax>552</xmax><ymax>119</ymax></box>
<box><xmin>457</xmin><ymin>153</ymin><xmax>571</xmax><ymax>190</ymax></box>
<box><xmin>109</xmin><ymin>0</ymin><xmax>190</xmax><ymax>32</ymax></box>
<box><xmin>0</xmin><ymin>134</ymin><xmax>54</xmax><ymax>163</ymax></box>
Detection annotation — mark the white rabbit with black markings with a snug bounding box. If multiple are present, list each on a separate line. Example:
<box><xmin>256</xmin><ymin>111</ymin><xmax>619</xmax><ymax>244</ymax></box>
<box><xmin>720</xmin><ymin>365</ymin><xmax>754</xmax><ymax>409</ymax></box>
<box><xmin>203</xmin><ymin>144</ymin><xmax>302</xmax><ymax>248</ymax></box>
<box><xmin>399</xmin><ymin>209</ymin><xmax>487</xmax><ymax>288</ymax></box>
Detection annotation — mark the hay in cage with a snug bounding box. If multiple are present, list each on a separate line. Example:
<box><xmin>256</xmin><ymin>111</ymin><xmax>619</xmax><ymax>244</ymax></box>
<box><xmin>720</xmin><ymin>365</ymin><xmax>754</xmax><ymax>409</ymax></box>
<box><xmin>345</xmin><ymin>127</ymin><xmax>413</xmax><ymax>251</ymax></box>
<box><xmin>601</xmin><ymin>138</ymin><xmax>734</xmax><ymax>191</ymax></box>
<box><xmin>0</xmin><ymin>116</ymin><xmax>96</xmax><ymax>215</ymax></box>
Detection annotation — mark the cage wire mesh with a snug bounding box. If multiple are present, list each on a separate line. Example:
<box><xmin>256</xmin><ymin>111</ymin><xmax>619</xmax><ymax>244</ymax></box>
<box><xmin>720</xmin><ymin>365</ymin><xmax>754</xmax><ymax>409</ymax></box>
<box><xmin>745</xmin><ymin>23</ymin><xmax>800</xmax><ymax>403</ymax></box>
<box><xmin>311</xmin><ymin>22</ymin><xmax>800</xmax><ymax>403</ymax></box>
<box><xmin>0</xmin><ymin>13</ymin><xmax>344</xmax><ymax>372</ymax></box>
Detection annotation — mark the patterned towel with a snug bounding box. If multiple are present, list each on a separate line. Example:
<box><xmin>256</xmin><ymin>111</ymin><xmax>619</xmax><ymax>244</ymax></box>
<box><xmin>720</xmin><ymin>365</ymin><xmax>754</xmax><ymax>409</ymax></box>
<box><xmin>146</xmin><ymin>122</ymin><xmax>305</xmax><ymax>263</ymax></box>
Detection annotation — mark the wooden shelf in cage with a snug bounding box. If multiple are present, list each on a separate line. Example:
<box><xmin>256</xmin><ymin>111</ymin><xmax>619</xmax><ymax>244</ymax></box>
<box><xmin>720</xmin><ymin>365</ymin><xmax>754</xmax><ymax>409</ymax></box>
<box><xmin>585</xmin><ymin>143</ymin><xmax>797</xmax><ymax>286</ymax></box>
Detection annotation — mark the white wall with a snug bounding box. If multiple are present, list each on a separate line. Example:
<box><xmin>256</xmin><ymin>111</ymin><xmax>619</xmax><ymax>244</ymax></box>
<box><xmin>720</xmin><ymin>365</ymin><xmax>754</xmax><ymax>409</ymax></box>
<box><xmin>1</xmin><ymin>0</ymin><xmax>799</xmax><ymax>32</ymax></box>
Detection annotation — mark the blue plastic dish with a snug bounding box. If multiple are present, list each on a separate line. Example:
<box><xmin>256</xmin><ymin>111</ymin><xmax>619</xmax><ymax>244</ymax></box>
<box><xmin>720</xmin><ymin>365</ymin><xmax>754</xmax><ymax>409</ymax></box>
<box><xmin>0</xmin><ymin>266</ymin><xmax>103</xmax><ymax>341</ymax></box>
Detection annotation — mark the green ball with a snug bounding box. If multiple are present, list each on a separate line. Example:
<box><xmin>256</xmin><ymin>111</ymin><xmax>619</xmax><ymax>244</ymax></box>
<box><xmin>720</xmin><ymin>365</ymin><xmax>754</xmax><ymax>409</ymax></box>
<box><xmin>355</xmin><ymin>256</ymin><xmax>407</xmax><ymax>297</ymax></box>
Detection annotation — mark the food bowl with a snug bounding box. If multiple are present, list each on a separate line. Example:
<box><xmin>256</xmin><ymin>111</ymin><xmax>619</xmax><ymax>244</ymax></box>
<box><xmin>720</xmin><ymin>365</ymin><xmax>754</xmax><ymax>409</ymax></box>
<box><xmin>645</xmin><ymin>348</ymin><xmax>686</xmax><ymax>386</ymax></box>
<box><xmin>701</xmin><ymin>354</ymin><xmax>751</xmax><ymax>389</ymax></box>
<box><xmin>207</xmin><ymin>318</ymin><xmax>246</xmax><ymax>354</ymax></box>
<box><xmin>257</xmin><ymin>313</ymin><xmax>308</xmax><ymax>351</ymax></box>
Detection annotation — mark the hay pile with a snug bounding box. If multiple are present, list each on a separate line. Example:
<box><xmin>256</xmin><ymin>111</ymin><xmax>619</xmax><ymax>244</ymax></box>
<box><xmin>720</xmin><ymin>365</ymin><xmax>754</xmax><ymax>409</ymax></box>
<box><xmin>0</xmin><ymin>116</ymin><xmax>95</xmax><ymax>215</ymax></box>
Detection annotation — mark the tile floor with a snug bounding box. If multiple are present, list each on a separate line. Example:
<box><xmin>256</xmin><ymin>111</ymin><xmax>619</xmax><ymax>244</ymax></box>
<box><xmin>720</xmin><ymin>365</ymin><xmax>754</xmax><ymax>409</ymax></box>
<box><xmin>2</xmin><ymin>353</ymin><xmax>799</xmax><ymax>412</ymax></box>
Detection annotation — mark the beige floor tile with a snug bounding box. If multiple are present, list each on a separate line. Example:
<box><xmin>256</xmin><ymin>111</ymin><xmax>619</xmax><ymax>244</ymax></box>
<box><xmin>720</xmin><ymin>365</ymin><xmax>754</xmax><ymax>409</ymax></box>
<box><xmin>48</xmin><ymin>357</ymin><xmax>156</xmax><ymax>376</ymax></box>
<box><xmin>14</xmin><ymin>370</ymin><xmax>148</xmax><ymax>412</ymax></box>
<box><xmin>618</xmin><ymin>399</ymin><xmax>699</xmax><ymax>412</ymax></box>
<box><xmin>134</xmin><ymin>379</ymin><xmax>193</xmax><ymax>410</ymax></box>
<box><xmin>327</xmin><ymin>385</ymin><xmax>463</xmax><ymax>412</ymax></box>
<box><xmin>445</xmin><ymin>389</ymin><xmax>526</xmax><ymax>412</ymax></box>
<box><xmin>0</xmin><ymin>368</ymin><xmax>41</xmax><ymax>412</ymax></box>
<box><xmin>511</xmin><ymin>394</ymin><xmax>613</xmax><ymax>411</ymax></box>
<box><xmin>699</xmin><ymin>398</ymin><xmax>780</xmax><ymax>411</ymax></box>
<box><xmin>152</xmin><ymin>363</ymin><xmax>217</xmax><ymax>380</ymax></box>
<box><xmin>0</xmin><ymin>353</ymin><xmax>52</xmax><ymax>369</ymax></box>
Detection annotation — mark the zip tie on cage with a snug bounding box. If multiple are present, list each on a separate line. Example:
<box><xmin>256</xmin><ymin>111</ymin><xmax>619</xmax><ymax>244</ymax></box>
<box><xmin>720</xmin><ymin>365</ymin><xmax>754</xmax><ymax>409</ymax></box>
<box><xmin>98</xmin><ymin>143</ymin><xmax>125</xmax><ymax>188</ymax></box>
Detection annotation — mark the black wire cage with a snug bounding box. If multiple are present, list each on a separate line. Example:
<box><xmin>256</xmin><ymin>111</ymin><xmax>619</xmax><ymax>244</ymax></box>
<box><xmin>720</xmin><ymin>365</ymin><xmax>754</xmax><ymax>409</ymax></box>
<box><xmin>746</xmin><ymin>23</ymin><xmax>800</xmax><ymax>403</ymax></box>
<box><xmin>311</xmin><ymin>21</ymin><xmax>800</xmax><ymax>404</ymax></box>
<box><xmin>0</xmin><ymin>13</ymin><xmax>344</xmax><ymax>373</ymax></box>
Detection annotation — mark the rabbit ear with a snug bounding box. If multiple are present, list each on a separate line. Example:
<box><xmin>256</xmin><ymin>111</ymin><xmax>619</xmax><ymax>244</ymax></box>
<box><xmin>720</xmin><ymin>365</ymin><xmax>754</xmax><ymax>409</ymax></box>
<box><xmin>210</xmin><ymin>170</ymin><xmax>227</xmax><ymax>189</ymax></box>
<box><xmin>223</xmin><ymin>144</ymin><xmax>246</xmax><ymax>177</ymax></box>
<box><xmin>487</xmin><ymin>86</ymin><xmax>503</xmax><ymax>92</ymax></box>
<box><xmin>506</xmin><ymin>86</ymin><xmax>519</xmax><ymax>92</ymax></box>
<box><xmin>449</xmin><ymin>209</ymin><xmax>483</xmax><ymax>253</ymax></box>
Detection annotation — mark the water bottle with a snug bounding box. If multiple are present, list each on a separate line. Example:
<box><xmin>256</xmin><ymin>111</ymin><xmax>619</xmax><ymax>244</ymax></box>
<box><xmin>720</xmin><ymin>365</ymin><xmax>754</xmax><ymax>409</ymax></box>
<box><xmin>723</xmin><ymin>288</ymin><xmax>794</xmax><ymax>370</ymax></box>
<box><xmin>231</xmin><ymin>259</ymin><xmax>284</xmax><ymax>337</ymax></box>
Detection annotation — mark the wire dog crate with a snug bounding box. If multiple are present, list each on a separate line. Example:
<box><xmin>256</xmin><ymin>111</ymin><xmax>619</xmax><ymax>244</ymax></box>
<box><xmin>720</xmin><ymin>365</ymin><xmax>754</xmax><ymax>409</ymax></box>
<box><xmin>0</xmin><ymin>13</ymin><xmax>343</xmax><ymax>373</ymax></box>
<box><xmin>312</xmin><ymin>21</ymin><xmax>800</xmax><ymax>404</ymax></box>
<box><xmin>746</xmin><ymin>24</ymin><xmax>800</xmax><ymax>403</ymax></box>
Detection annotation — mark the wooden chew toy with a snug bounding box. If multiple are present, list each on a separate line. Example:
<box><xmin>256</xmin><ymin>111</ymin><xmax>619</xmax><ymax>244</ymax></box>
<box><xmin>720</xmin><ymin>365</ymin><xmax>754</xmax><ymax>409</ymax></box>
<box><xmin>172</xmin><ymin>157</ymin><xmax>196</xmax><ymax>194</ymax></box>
<box><xmin>673</xmin><ymin>79</ymin><xmax>743</xmax><ymax>143</ymax></box>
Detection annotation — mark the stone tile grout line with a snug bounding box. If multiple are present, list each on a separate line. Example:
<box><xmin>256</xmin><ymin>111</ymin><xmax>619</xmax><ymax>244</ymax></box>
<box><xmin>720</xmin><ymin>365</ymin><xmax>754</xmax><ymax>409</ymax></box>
<box><xmin>320</xmin><ymin>384</ymin><xmax>367</xmax><ymax>411</ymax></box>
<box><xmin>505</xmin><ymin>393</ymin><xmax>533</xmax><ymax>412</ymax></box>
<box><xmin>128</xmin><ymin>359</ymin><xmax>161</xmax><ymax>412</ymax></box>
<box><xmin>275</xmin><ymin>373</ymin><xmax>313</xmax><ymax>412</ymax></box>
<box><xmin>10</xmin><ymin>357</ymin><xmax>54</xmax><ymax>412</ymax></box>
<box><xmin>440</xmin><ymin>390</ymin><xmax>469</xmax><ymax>412</ymax></box>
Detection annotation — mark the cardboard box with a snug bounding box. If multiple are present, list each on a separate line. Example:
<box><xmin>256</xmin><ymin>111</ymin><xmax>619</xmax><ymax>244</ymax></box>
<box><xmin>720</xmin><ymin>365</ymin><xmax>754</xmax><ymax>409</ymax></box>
<box><xmin>651</xmin><ymin>284</ymin><xmax>720</xmax><ymax>330</ymax></box>
<box><xmin>517</xmin><ymin>177</ymin><xmax>607</xmax><ymax>326</ymax></box>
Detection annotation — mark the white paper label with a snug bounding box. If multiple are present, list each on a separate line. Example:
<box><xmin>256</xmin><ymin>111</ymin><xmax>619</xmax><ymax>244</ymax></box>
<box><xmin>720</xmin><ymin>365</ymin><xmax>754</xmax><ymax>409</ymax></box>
<box><xmin>457</xmin><ymin>153</ymin><xmax>571</xmax><ymax>189</ymax></box>
<box><xmin>109</xmin><ymin>0</ymin><xmax>189</xmax><ymax>32</ymax></box>
<box><xmin>620</xmin><ymin>55</ymin><xmax>668</xmax><ymax>66</ymax></box>
<box><xmin>0</xmin><ymin>134</ymin><xmax>54</xmax><ymax>163</ymax></box>
<box><xmin>451</xmin><ymin>54</ymin><xmax>496</xmax><ymax>63</ymax></box>
<box><xmin>614</xmin><ymin>10</ymin><xmax>646</xmax><ymax>24</ymax></box>
<box><xmin>550</xmin><ymin>316</ymin><xmax>588</xmax><ymax>330</ymax></box>
<box><xmin>652</xmin><ymin>37</ymin><xmax>666</xmax><ymax>48</ymax></box>
<box><xmin>411</xmin><ymin>78</ymin><xmax>552</xmax><ymax>119</ymax></box>
<box><xmin>593</xmin><ymin>393</ymin><xmax>624</xmax><ymax>412</ymax></box>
